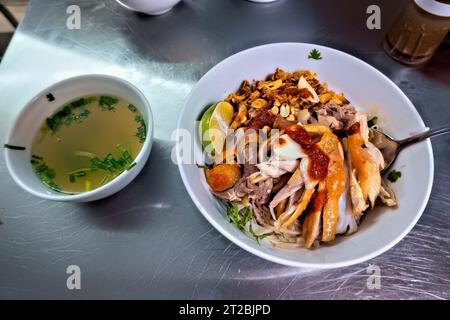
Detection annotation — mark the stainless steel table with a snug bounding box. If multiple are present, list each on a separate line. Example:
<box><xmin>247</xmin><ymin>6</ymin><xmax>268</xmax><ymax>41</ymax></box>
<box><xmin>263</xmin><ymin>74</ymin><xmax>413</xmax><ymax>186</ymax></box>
<box><xmin>0</xmin><ymin>0</ymin><xmax>449</xmax><ymax>299</ymax></box>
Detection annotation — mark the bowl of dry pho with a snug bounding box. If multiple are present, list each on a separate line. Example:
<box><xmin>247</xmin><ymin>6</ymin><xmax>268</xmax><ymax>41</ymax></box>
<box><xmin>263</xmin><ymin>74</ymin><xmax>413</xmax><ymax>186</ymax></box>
<box><xmin>4</xmin><ymin>74</ymin><xmax>153</xmax><ymax>202</ymax></box>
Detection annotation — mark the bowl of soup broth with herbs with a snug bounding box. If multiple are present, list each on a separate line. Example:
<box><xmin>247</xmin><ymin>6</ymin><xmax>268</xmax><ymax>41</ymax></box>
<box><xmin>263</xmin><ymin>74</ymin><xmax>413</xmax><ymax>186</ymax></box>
<box><xmin>4</xmin><ymin>75</ymin><xmax>153</xmax><ymax>201</ymax></box>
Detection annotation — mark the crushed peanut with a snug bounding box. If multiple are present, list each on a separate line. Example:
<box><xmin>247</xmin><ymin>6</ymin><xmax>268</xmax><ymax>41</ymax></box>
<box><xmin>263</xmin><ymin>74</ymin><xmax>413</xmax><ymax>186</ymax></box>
<box><xmin>251</xmin><ymin>98</ymin><xmax>268</xmax><ymax>109</ymax></box>
<box><xmin>223</xmin><ymin>68</ymin><xmax>349</xmax><ymax>131</ymax></box>
<box><xmin>280</xmin><ymin>104</ymin><xmax>290</xmax><ymax>117</ymax></box>
<box><xmin>271</xmin><ymin>106</ymin><xmax>279</xmax><ymax>115</ymax></box>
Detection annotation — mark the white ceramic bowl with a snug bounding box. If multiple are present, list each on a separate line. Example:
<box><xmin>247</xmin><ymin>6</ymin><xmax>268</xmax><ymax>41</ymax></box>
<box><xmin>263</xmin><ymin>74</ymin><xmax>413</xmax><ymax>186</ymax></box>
<box><xmin>116</xmin><ymin>0</ymin><xmax>181</xmax><ymax>15</ymax></box>
<box><xmin>4</xmin><ymin>74</ymin><xmax>153</xmax><ymax>202</ymax></box>
<box><xmin>177</xmin><ymin>43</ymin><xmax>434</xmax><ymax>268</ymax></box>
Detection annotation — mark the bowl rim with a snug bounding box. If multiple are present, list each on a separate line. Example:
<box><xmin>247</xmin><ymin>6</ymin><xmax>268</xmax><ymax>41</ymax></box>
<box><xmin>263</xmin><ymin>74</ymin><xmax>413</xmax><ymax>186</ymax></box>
<box><xmin>177</xmin><ymin>42</ymin><xmax>434</xmax><ymax>268</ymax></box>
<box><xmin>4</xmin><ymin>74</ymin><xmax>154</xmax><ymax>201</ymax></box>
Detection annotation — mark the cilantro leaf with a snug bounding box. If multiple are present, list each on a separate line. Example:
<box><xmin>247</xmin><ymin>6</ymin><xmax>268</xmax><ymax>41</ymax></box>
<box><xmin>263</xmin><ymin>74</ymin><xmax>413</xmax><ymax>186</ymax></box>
<box><xmin>387</xmin><ymin>169</ymin><xmax>402</xmax><ymax>183</ymax></box>
<box><xmin>308</xmin><ymin>49</ymin><xmax>322</xmax><ymax>60</ymax></box>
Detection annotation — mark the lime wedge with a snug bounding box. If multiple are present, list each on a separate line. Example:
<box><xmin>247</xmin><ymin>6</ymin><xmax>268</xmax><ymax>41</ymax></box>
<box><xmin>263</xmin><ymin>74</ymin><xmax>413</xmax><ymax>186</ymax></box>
<box><xmin>199</xmin><ymin>103</ymin><xmax>217</xmax><ymax>150</ymax></box>
<box><xmin>209</xmin><ymin>101</ymin><xmax>234</xmax><ymax>155</ymax></box>
<box><xmin>198</xmin><ymin>101</ymin><xmax>234</xmax><ymax>156</ymax></box>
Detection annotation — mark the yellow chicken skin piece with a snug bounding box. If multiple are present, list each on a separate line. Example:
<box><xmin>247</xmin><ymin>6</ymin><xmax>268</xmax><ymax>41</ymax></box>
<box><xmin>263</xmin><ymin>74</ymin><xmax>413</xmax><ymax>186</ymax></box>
<box><xmin>316</xmin><ymin>131</ymin><xmax>346</xmax><ymax>242</ymax></box>
<box><xmin>302</xmin><ymin>182</ymin><xmax>326</xmax><ymax>248</ymax></box>
<box><xmin>347</xmin><ymin>123</ymin><xmax>381</xmax><ymax>209</ymax></box>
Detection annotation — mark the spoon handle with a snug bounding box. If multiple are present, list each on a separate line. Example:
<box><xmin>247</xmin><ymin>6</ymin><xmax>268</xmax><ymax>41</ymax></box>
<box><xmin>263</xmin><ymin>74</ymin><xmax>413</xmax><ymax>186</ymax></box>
<box><xmin>398</xmin><ymin>125</ymin><xmax>450</xmax><ymax>149</ymax></box>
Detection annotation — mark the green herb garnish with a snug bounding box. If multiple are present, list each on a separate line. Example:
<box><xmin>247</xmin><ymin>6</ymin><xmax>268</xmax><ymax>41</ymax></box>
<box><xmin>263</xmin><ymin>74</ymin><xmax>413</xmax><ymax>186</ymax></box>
<box><xmin>135</xmin><ymin>115</ymin><xmax>147</xmax><ymax>143</ymax></box>
<box><xmin>75</xmin><ymin>109</ymin><xmax>90</xmax><ymax>123</ymax></box>
<box><xmin>46</xmin><ymin>93</ymin><xmax>55</xmax><ymax>102</ymax></box>
<box><xmin>128</xmin><ymin>104</ymin><xmax>137</xmax><ymax>112</ymax></box>
<box><xmin>30</xmin><ymin>155</ymin><xmax>60</xmax><ymax>192</ymax></box>
<box><xmin>99</xmin><ymin>96</ymin><xmax>118</xmax><ymax>111</ymax></box>
<box><xmin>368</xmin><ymin>116</ymin><xmax>378</xmax><ymax>128</ymax></box>
<box><xmin>4</xmin><ymin>144</ymin><xmax>26</xmax><ymax>150</ymax></box>
<box><xmin>226</xmin><ymin>204</ymin><xmax>273</xmax><ymax>243</ymax></box>
<box><xmin>387</xmin><ymin>169</ymin><xmax>402</xmax><ymax>183</ymax></box>
<box><xmin>70</xmin><ymin>98</ymin><xmax>87</xmax><ymax>108</ymax></box>
<box><xmin>227</xmin><ymin>202</ymin><xmax>245</xmax><ymax>230</ymax></box>
<box><xmin>68</xmin><ymin>145</ymin><xmax>135</xmax><ymax>187</ymax></box>
<box><xmin>46</xmin><ymin>98</ymin><xmax>92</xmax><ymax>133</ymax></box>
<box><xmin>308</xmin><ymin>49</ymin><xmax>322</xmax><ymax>60</ymax></box>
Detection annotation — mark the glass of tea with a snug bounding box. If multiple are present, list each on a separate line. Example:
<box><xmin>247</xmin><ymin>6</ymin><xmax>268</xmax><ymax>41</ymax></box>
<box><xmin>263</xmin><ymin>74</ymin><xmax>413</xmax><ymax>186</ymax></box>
<box><xmin>384</xmin><ymin>0</ymin><xmax>450</xmax><ymax>65</ymax></box>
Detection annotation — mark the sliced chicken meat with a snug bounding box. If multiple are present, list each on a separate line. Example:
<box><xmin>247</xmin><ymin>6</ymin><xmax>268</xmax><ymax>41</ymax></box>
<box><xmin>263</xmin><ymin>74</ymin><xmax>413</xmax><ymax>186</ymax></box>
<box><xmin>256</xmin><ymin>159</ymin><xmax>299</xmax><ymax>178</ymax></box>
<box><xmin>315</xmin><ymin>131</ymin><xmax>347</xmax><ymax>242</ymax></box>
<box><xmin>269</xmin><ymin>168</ymin><xmax>304</xmax><ymax>220</ymax></box>
<box><xmin>379</xmin><ymin>178</ymin><xmax>397</xmax><ymax>207</ymax></box>
<box><xmin>335</xmin><ymin>160</ymin><xmax>358</xmax><ymax>235</ymax></box>
<box><xmin>346</xmin><ymin>122</ymin><xmax>381</xmax><ymax>210</ymax></box>
<box><xmin>302</xmin><ymin>182</ymin><xmax>326</xmax><ymax>248</ymax></box>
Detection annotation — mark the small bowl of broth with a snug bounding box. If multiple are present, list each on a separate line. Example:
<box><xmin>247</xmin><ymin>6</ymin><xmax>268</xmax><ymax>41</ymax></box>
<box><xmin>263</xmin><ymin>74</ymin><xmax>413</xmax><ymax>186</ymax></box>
<box><xmin>4</xmin><ymin>74</ymin><xmax>153</xmax><ymax>202</ymax></box>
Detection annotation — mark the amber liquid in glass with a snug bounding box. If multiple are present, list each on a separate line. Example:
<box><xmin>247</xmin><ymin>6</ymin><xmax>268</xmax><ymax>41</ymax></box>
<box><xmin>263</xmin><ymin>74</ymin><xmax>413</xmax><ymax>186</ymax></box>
<box><xmin>384</xmin><ymin>1</ymin><xmax>450</xmax><ymax>65</ymax></box>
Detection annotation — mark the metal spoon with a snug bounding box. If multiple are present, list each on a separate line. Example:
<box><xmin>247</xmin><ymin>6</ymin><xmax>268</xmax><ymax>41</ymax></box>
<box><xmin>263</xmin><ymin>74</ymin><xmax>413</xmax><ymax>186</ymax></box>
<box><xmin>369</xmin><ymin>126</ymin><xmax>450</xmax><ymax>174</ymax></box>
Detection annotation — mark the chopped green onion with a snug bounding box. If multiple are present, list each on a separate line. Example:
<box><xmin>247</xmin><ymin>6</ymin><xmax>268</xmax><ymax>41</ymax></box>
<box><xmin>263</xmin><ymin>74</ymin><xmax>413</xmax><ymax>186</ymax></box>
<box><xmin>68</xmin><ymin>145</ymin><xmax>135</xmax><ymax>185</ymax></box>
<box><xmin>134</xmin><ymin>115</ymin><xmax>146</xmax><ymax>143</ymax></box>
<box><xmin>70</xmin><ymin>98</ymin><xmax>87</xmax><ymax>108</ymax></box>
<box><xmin>46</xmin><ymin>98</ymin><xmax>92</xmax><ymax>133</ymax></box>
<box><xmin>128</xmin><ymin>104</ymin><xmax>137</xmax><ymax>112</ymax></box>
<box><xmin>30</xmin><ymin>156</ymin><xmax>60</xmax><ymax>192</ymax></box>
<box><xmin>4</xmin><ymin>144</ymin><xmax>26</xmax><ymax>150</ymax></box>
<box><xmin>99</xmin><ymin>96</ymin><xmax>118</xmax><ymax>111</ymax></box>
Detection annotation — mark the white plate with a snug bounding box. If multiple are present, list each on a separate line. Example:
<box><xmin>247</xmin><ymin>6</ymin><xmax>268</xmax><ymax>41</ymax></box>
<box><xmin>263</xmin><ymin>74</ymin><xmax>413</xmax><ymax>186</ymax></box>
<box><xmin>176</xmin><ymin>43</ymin><xmax>434</xmax><ymax>268</ymax></box>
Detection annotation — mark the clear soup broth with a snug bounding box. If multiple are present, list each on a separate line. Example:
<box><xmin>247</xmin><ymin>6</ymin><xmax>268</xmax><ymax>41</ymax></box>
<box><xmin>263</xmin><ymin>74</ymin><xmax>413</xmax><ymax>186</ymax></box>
<box><xmin>31</xmin><ymin>95</ymin><xmax>146</xmax><ymax>194</ymax></box>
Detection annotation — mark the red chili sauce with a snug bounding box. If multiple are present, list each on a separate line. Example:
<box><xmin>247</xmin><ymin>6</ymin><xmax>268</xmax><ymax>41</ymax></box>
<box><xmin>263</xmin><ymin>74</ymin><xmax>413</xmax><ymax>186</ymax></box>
<box><xmin>284</xmin><ymin>124</ymin><xmax>329</xmax><ymax>181</ymax></box>
<box><xmin>347</xmin><ymin>122</ymin><xmax>360</xmax><ymax>135</ymax></box>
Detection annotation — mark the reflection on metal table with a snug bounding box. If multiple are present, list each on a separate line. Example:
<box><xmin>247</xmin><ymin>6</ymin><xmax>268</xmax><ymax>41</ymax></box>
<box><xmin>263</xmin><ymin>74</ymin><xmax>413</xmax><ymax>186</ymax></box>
<box><xmin>0</xmin><ymin>0</ymin><xmax>449</xmax><ymax>299</ymax></box>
